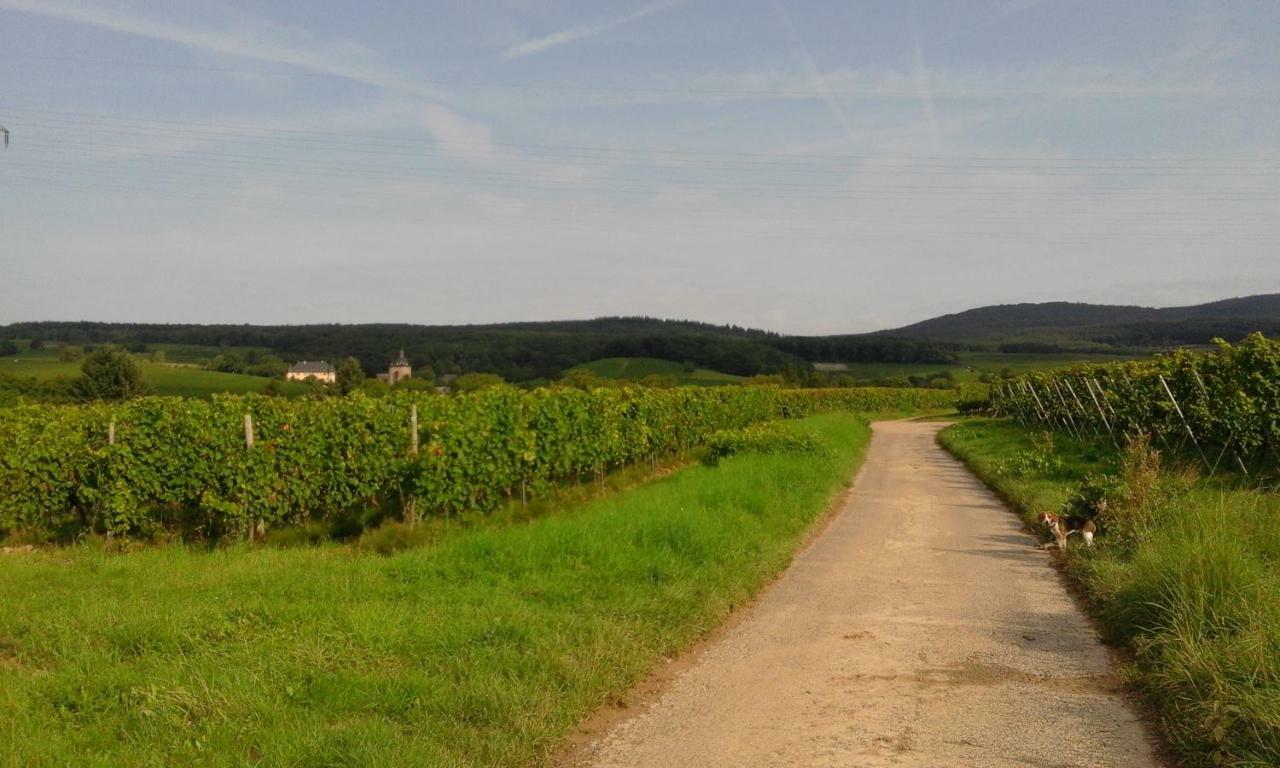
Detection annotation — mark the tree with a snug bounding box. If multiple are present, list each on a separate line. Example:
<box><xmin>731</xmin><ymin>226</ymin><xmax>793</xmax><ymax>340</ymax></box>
<box><xmin>72</xmin><ymin>348</ymin><xmax>146</xmax><ymax>401</ymax></box>
<box><xmin>393</xmin><ymin>377</ymin><xmax>435</xmax><ymax>392</ymax></box>
<box><xmin>454</xmin><ymin>372</ymin><xmax>504</xmax><ymax>393</ymax></box>
<box><xmin>557</xmin><ymin>369</ymin><xmax>610</xmax><ymax>390</ymax></box>
<box><xmin>28</xmin><ymin>339</ymin><xmax>45</xmax><ymax>350</ymax></box>
<box><xmin>0</xmin><ymin>340</ymin><xmax>17</xmax><ymax>357</ymax></box>
<box><xmin>336</xmin><ymin>356</ymin><xmax>365</xmax><ymax>394</ymax></box>
<box><xmin>208</xmin><ymin>351</ymin><xmax>248</xmax><ymax>374</ymax></box>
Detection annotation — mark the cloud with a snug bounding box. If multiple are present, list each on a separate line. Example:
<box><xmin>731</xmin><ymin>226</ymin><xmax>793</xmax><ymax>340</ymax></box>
<box><xmin>504</xmin><ymin>0</ymin><xmax>685</xmax><ymax>59</ymax></box>
<box><xmin>0</xmin><ymin>0</ymin><xmax>507</xmax><ymax>160</ymax></box>
<box><xmin>0</xmin><ymin>0</ymin><xmax>450</xmax><ymax>101</ymax></box>
<box><xmin>421</xmin><ymin>103</ymin><xmax>497</xmax><ymax>162</ymax></box>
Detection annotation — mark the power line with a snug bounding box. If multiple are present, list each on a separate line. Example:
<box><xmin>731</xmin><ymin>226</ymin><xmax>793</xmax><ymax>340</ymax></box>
<box><xmin>5</xmin><ymin>54</ymin><xmax>1277</xmax><ymax>102</ymax></box>
<box><xmin>4</xmin><ymin>106</ymin><xmax>1278</xmax><ymax>167</ymax></box>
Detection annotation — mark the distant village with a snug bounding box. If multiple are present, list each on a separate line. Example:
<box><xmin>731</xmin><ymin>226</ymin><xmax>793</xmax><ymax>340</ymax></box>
<box><xmin>286</xmin><ymin>349</ymin><xmax>410</xmax><ymax>384</ymax></box>
<box><xmin>286</xmin><ymin>350</ymin><xmax>455</xmax><ymax>392</ymax></box>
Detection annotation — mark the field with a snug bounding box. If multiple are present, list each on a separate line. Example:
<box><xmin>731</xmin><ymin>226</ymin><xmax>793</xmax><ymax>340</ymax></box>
<box><xmin>568</xmin><ymin>357</ymin><xmax>743</xmax><ymax>385</ymax></box>
<box><xmin>1</xmin><ymin>346</ymin><xmax>310</xmax><ymax>398</ymax></box>
<box><xmin>0</xmin><ymin>413</ymin><xmax>872</xmax><ymax>767</ymax></box>
<box><xmin>940</xmin><ymin>419</ymin><xmax>1280</xmax><ymax>766</ymax></box>
<box><xmin>814</xmin><ymin>350</ymin><xmax>1141</xmax><ymax>384</ymax></box>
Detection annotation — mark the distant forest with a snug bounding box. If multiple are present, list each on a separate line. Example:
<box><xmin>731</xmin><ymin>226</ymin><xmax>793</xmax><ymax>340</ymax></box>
<box><xmin>0</xmin><ymin>318</ymin><xmax>958</xmax><ymax>382</ymax></box>
<box><xmin>875</xmin><ymin>293</ymin><xmax>1280</xmax><ymax>348</ymax></box>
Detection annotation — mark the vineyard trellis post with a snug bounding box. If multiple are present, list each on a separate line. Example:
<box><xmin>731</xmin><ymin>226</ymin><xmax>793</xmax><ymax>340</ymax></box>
<box><xmin>409</xmin><ymin>404</ymin><xmax>419</xmax><ymax>455</ymax></box>
<box><xmin>1082</xmin><ymin>378</ymin><xmax>1111</xmax><ymax>434</ymax></box>
<box><xmin>108</xmin><ymin>418</ymin><xmax>116</xmax><ymax>446</ymax></box>
<box><xmin>1120</xmin><ymin>371</ymin><xmax>1177</xmax><ymax>457</ymax></box>
<box><xmin>1023</xmin><ymin>381</ymin><xmax>1050</xmax><ymax>426</ymax></box>
<box><xmin>1063</xmin><ymin>379</ymin><xmax>1098</xmax><ymax>438</ymax></box>
<box><xmin>1158</xmin><ymin>375</ymin><xmax>1213</xmax><ymax>473</ymax></box>
<box><xmin>1050</xmin><ymin>379</ymin><xmax>1082</xmax><ymax>439</ymax></box>
<box><xmin>1190</xmin><ymin>368</ymin><xmax>1250</xmax><ymax>477</ymax></box>
<box><xmin>241</xmin><ymin>413</ymin><xmax>265</xmax><ymax>541</ymax></box>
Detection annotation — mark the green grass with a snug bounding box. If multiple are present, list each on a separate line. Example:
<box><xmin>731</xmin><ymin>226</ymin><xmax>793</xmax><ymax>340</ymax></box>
<box><xmin>0</xmin><ymin>413</ymin><xmax>871</xmax><ymax>767</ymax></box>
<box><xmin>2</xmin><ymin>348</ymin><xmax>309</xmax><ymax>398</ymax></box>
<box><xmin>940</xmin><ymin>419</ymin><xmax>1280</xmax><ymax>767</ymax></box>
<box><xmin>569</xmin><ymin>357</ymin><xmax>743</xmax><ymax>385</ymax></box>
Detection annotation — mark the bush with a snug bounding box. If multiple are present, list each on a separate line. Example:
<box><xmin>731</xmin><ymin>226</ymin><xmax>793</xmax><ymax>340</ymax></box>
<box><xmin>701</xmin><ymin>422</ymin><xmax>826</xmax><ymax>466</ymax></box>
<box><xmin>994</xmin><ymin>431</ymin><xmax>1062</xmax><ymax>477</ymax></box>
<box><xmin>72</xmin><ymin>348</ymin><xmax>146</xmax><ymax>401</ymax></box>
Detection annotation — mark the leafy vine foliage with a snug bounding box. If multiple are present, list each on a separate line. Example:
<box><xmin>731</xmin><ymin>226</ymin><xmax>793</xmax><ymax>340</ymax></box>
<box><xmin>989</xmin><ymin>333</ymin><xmax>1280</xmax><ymax>470</ymax></box>
<box><xmin>0</xmin><ymin>386</ymin><xmax>955</xmax><ymax>539</ymax></box>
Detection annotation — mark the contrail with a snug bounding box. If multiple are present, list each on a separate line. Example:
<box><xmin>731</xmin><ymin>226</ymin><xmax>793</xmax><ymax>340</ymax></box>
<box><xmin>908</xmin><ymin>0</ymin><xmax>941</xmax><ymax>149</ymax></box>
<box><xmin>505</xmin><ymin>0</ymin><xmax>687</xmax><ymax>60</ymax></box>
<box><xmin>771</xmin><ymin>1</ymin><xmax>855</xmax><ymax>142</ymax></box>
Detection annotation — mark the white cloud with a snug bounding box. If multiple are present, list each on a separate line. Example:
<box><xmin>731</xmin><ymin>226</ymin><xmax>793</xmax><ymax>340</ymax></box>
<box><xmin>504</xmin><ymin>0</ymin><xmax>686</xmax><ymax>59</ymax></box>
<box><xmin>421</xmin><ymin>103</ymin><xmax>496</xmax><ymax>162</ymax></box>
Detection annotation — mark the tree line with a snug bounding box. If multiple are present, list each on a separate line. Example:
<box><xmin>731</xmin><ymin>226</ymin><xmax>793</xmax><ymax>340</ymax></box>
<box><xmin>1</xmin><ymin>318</ymin><xmax>959</xmax><ymax>383</ymax></box>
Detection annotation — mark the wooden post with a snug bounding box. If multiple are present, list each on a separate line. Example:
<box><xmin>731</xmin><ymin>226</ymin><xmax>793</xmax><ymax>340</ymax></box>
<box><xmin>409</xmin><ymin>404</ymin><xmax>419</xmax><ymax>455</ymax></box>
<box><xmin>108</xmin><ymin>418</ymin><xmax>116</xmax><ymax>446</ymax></box>
<box><xmin>243</xmin><ymin>413</ymin><xmax>254</xmax><ymax>449</ymax></box>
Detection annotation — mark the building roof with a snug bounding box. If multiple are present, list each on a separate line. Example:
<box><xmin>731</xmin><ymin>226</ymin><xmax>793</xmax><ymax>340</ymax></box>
<box><xmin>391</xmin><ymin>348</ymin><xmax>410</xmax><ymax>367</ymax></box>
<box><xmin>288</xmin><ymin>360</ymin><xmax>334</xmax><ymax>374</ymax></box>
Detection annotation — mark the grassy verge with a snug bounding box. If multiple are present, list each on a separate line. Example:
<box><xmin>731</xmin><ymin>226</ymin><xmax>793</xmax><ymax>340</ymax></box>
<box><xmin>939</xmin><ymin>418</ymin><xmax>1280</xmax><ymax>767</ymax></box>
<box><xmin>0</xmin><ymin>413</ymin><xmax>871</xmax><ymax>767</ymax></box>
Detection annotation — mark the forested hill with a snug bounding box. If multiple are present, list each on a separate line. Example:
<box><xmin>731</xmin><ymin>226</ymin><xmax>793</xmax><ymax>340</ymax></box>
<box><xmin>873</xmin><ymin>294</ymin><xmax>1280</xmax><ymax>348</ymax></box>
<box><xmin>1</xmin><ymin>318</ymin><xmax>956</xmax><ymax>382</ymax></box>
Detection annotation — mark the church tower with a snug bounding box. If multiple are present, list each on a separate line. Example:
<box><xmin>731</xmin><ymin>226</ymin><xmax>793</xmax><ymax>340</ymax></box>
<box><xmin>388</xmin><ymin>349</ymin><xmax>412</xmax><ymax>384</ymax></box>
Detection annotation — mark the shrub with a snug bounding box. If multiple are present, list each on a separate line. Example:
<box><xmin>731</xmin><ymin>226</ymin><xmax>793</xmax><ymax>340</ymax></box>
<box><xmin>701</xmin><ymin>422</ymin><xmax>826</xmax><ymax>466</ymax></box>
<box><xmin>995</xmin><ymin>430</ymin><xmax>1062</xmax><ymax>477</ymax></box>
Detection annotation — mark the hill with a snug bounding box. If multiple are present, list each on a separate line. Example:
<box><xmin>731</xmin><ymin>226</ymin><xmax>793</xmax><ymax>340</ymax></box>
<box><xmin>875</xmin><ymin>294</ymin><xmax>1280</xmax><ymax>348</ymax></box>
<box><xmin>2</xmin><ymin>346</ymin><xmax>312</xmax><ymax>399</ymax></box>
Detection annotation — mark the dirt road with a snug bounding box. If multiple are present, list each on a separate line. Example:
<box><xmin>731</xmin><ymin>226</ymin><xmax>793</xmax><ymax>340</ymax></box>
<box><xmin>572</xmin><ymin>420</ymin><xmax>1163</xmax><ymax>768</ymax></box>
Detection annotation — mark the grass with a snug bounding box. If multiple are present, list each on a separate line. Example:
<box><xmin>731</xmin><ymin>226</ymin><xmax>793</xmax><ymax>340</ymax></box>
<box><xmin>0</xmin><ymin>413</ymin><xmax>871</xmax><ymax>767</ymax></box>
<box><xmin>2</xmin><ymin>347</ymin><xmax>310</xmax><ymax>398</ymax></box>
<box><xmin>569</xmin><ymin>357</ymin><xmax>743</xmax><ymax>385</ymax></box>
<box><xmin>939</xmin><ymin>418</ymin><xmax>1280</xmax><ymax>767</ymax></box>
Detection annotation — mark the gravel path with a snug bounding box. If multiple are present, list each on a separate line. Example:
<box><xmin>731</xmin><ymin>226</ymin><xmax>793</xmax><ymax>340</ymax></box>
<box><xmin>570</xmin><ymin>420</ymin><xmax>1164</xmax><ymax>768</ymax></box>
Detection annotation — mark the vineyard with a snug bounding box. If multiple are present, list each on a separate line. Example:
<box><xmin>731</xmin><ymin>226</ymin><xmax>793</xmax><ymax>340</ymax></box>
<box><xmin>988</xmin><ymin>333</ymin><xmax>1280</xmax><ymax>474</ymax></box>
<box><xmin>0</xmin><ymin>386</ymin><xmax>956</xmax><ymax>540</ymax></box>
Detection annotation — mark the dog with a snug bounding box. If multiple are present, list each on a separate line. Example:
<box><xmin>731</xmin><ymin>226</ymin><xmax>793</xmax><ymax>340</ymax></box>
<box><xmin>1037</xmin><ymin>511</ymin><xmax>1096</xmax><ymax>550</ymax></box>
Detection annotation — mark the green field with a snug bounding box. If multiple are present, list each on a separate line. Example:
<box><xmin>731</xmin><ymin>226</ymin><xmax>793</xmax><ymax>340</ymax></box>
<box><xmin>940</xmin><ymin>419</ymin><xmax>1280</xmax><ymax>766</ymax></box>
<box><xmin>0</xmin><ymin>413</ymin><xmax>870</xmax><ymax>767</ymax></box>
<box><xmin>815</xmin><ymin>350</ymin><xmax>1141</xmax><ymax>384</ymax></box>
<box><xmin>569</xmin><ymin>357</ymin><xmax>743</xmax><ymax>385</ymax></box>
<box><xmin>2</xmin><ymin>347</ymin><xmax>310</xmax><ymax>398</ymax></box>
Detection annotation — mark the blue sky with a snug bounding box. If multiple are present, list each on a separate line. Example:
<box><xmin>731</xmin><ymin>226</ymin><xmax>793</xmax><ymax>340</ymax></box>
<box><xmin>1</xmin><ymin>0</ymin><xmax>1277</xmax><ymax>332</ymax></box>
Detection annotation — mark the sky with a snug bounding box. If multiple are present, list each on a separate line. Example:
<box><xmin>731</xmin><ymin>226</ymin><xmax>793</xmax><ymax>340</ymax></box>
<box><xmin>0</xmin><ymin>0</ymin><xmax>1278</xmax><ymax>334</ymax></box>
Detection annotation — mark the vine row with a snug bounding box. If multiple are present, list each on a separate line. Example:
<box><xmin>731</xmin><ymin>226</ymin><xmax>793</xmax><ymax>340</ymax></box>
<box><xmin>0</xmin><ymin>386</ymin><xmax>956</xmax><ymax>539</ymax></box>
